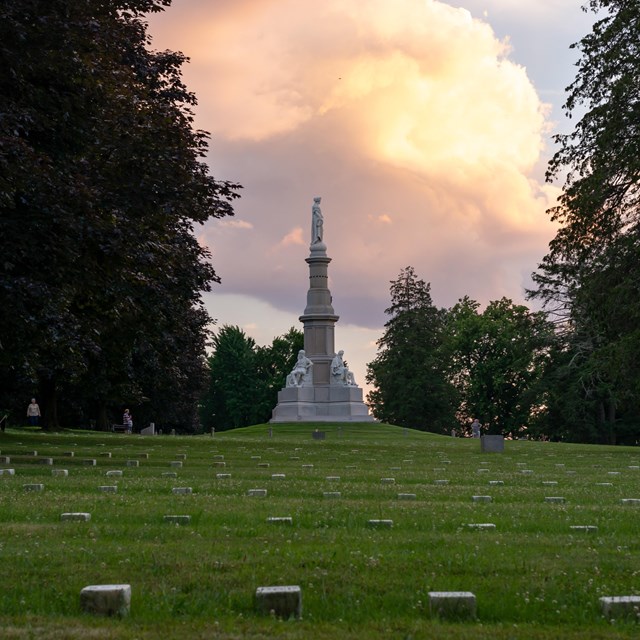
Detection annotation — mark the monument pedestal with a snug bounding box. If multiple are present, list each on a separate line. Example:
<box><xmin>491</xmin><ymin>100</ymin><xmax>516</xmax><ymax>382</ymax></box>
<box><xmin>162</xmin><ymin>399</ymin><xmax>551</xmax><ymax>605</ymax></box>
<box><xmin>271</xmin><ymin>385</ymin><xmax>375</xmax><ymax>422</ymax></box>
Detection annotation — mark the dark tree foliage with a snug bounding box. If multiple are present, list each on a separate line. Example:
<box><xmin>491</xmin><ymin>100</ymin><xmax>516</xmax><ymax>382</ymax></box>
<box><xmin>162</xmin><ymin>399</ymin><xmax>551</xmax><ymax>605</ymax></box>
<box><xmin>530</xmin><ymin>0</ymin><xmax>640</xmax><ymax>442</ymax></box>
<box><xmin>444</xmin><ymin>297</ymin><xmax>554</xmax><ymax>437</ymax></box>
<box><xmin>200</xmin><ymin>326</ymin><xmax>303</xmax><ymax>431</ymax></box>
<box><xmin>366</xmin><ymin>267</ymin><xmax>457</xmax><ymax>432</ymax></box>
<box><xmin>254</xmin><ymin>327</ymin><xmax>304</xmax><ymax>423</ymax></box>
<box><xmin>0</xmin><ymin>1</ymin><xmax>240</xmax><ymax>431</ymax></box>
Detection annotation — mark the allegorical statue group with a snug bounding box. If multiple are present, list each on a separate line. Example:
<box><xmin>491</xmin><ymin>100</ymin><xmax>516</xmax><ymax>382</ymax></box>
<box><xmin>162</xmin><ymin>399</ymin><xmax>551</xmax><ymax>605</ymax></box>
<box><xmin>286</xmin><ymin>349</ymin><xmax>357</xmax><ymax>388</ymax></box>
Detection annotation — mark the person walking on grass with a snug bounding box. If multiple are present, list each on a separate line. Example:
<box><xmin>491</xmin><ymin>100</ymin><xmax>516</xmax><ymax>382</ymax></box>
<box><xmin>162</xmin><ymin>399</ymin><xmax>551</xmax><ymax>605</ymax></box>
<box><xmin>123</xmin><ymin>409</ymin><xmax>133</xmax><ymax>434</ymax></box>
<box><xmin>26</xmin><ymin>398</ymin><xmax>40</xmax><ymax>426</ymax></box>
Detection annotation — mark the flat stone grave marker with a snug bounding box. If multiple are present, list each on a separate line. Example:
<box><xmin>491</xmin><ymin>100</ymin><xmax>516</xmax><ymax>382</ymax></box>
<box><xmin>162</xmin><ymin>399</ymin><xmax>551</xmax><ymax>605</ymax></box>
<box><xmin>434</xmin><ymin>479</ymin><xmax>449</xmax><ymax>485</ymax></box>
<box><xmin>247</xmin><ymin>489</ymin><xmax>267</xmax><ymax>497</ymax></box>
<box><xmin>267</xmin><ymin>516</ymin><xmax>293</xmax><ymax>525</ymax></box>
<box><xmin>570</xmin><ymin>525</ymin><xmax>598</xmax><ymax>532</ymax></box>
<box><xmin>471</xmin><ymin>496</ymin><xmax>492</xmax><ymax>503</ymax></box>
<box><xmin>0</xmin><ymin>456</ymin><xmax>10</xmax><ymax>463</ymax></box>
<box><xmin>367</xmin><ymin>519</ymin><xmax>393</xmax><ymax>528</ymax></box>
<box><xmin>595</xmin><ymin>482</ymin><xmax>613</xmax><ymax>486</ymax></box>
<box><xmin>170</xmin><ymin>461</ymin><xmax>183</xmax><ymax>468</ymax></box>
<box><xmin>38</xmin><ymin>458</ymin><xmax>53</xmax><ymax>465</ymax></box>
<box><xmin>23</xmin><ymin>483</ymin><xmax>44</xmax><ymax>491</ymax></box>
<box><xmin>600</xmin><ymin>596</ymin><xmax>640</xmax><ymax>620</ymax></box>
<box><xmin>63</xmin><ymin>451</ymin><xmax>74</xmax><ymax>457</ymax></box>
<box><xmin>213</xmin><ymin>454</ymin><xmax>224</xmax><ymax>460</ymax></box>
<box><xmin>323</xmin><ymin>492</ymin><xmax>341</xmax><ymax>499</ymax></box>
<box><xmin>162</xmin><ymin>472</ymin><xmax>178</xmax><ymax>478</ymax></box>
<box><xmin>397</xmin><ymin>493</ymin><xmax>416</xmax><ymax>500</ymax></box>
<box><xmin>520</xmin><ymin>469</ymin><xmax>534</xmax><ymax>474</ymax></box>
<box><xmin>255</xmin><ymin>585</ymin><xmax>301</xmax><ymax>620</ymax></box>
<box><xmin>0</xmin><ymin>468</ymin><xmax>15</xmax><ymax>476</ymax></box>
<box><xmin>488</xmin><ymin>480</ymin><xmax>504</xmax><ymax>486</ymax></box>
<box><xmin>80</xmin><ymin>584</ymin><xmax>131</xmax><ymax>617</ymax></box>
<box><xmin>467</xmin><ymin>523</ymin><xmax>496</xmax><ymax>530</ymax></box>
<box><xmin>164</xmin><ymin>515</ymin><xmax>191</xmax><ymax>525</ymax></box>
<box><xmin>106</xmin><ymin>470</ymin><xmax>123</xmax><ymax>477</ymax></box>
<box><xmin>216</xmin><ymin>473</ymin><xmax>231</xmax><ymax>479</ymax></box>
<box><xmin>99</xmin><ymin>485</ymin><xmax>117</xmax><ymax>493</ymax></box>
<box><xmin>213</xmin><ymin>461</ymin><xmax>226</xmax><ymax>467</ymax></box>
<box><xmin>251</xmin><ymin>455</ymin><xmax>261</xmax><ymax>460</ymax></box>
<box><xmin>380</xmin><ymin>477</ymin><xmax>395</xmax><ymax>484</ymax></box>
<box><xmin>258</xmin><ymin>462</ymin><xmax>270</xmax><ymax>467</ymax></box>
<box><xmin>126</xmin><ymin>460</ymin><xmax>139</xmax><ymax>467</ymax></box>
<box><xmin>544</xmin><ymin>496</ymin><xmax>565</xmax><ymax>503</ymax></box>
<box><xmin>542</xmin><ymin>481</ymin><xmax>558</xmax><ymax>485</ymax></box>
<box><xmin>620</xmin><ymin>499</ymin><xmax>640</xmax><ymax>505</ymax></box>
<box><xmin>172</xmin><ymin>487</ymin><xmax>192</xmax><ymax>495</ymax></box>
<box><xmin>302</xmin><ymin>464</ymin><xmax>314</xmax><ymax>469</ymax></box>
<box><xmin>99</xmin><ymin>452</ymin><xmax>112</xmax><ymax>458</ymax></box>
<box><xmin>477</xmin><ymin>469</ymin><xmax>489</xmax><ymax>474</ymax></box>
<box><xmin>52</xmin><ymin>469</ymin><xmax>69</xmax><ymax>477</ymax></box>
<box><xmin>61</xmin><ymin>512</ymin><xmax>91</xmax><ymax>522</ymax></box>
<box><xmin>429</xmin><ymin>591</ymin><xmax>476</xmax><ymax>620</ymax></box>
<box><xmin>326</xmin><ymin>476</ymin><xmax>340</xmax><ymax>482</ymax></box>
<box><xmin>271</xmin><ymin>473</ymin><xmax>286</xmax><ymax>479</ymax></box>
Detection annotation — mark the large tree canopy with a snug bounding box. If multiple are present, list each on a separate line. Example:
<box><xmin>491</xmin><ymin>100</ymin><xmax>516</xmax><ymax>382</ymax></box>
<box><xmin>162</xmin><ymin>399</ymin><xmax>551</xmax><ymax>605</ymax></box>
<box><xmin>0</xmin><ymin>0</ymin><xmax>240</xmax><ymax>430</ymax></box>
<box><xmin>530</xmin><ymin>0</ymin><xmax>640</xmax><ymax>443</ymax></box>
<box><xmin>444</xmin><ymin>297</ymin><xmax>553</xmax><ymax>437</ymax></box>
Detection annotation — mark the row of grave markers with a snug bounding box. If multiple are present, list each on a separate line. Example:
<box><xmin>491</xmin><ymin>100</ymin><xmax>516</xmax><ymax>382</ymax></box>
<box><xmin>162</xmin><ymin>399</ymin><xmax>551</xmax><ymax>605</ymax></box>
<box><xmin>78</xmin><ymin>582</ymin><xmax>640</xmax><ymax>623</ymax></box>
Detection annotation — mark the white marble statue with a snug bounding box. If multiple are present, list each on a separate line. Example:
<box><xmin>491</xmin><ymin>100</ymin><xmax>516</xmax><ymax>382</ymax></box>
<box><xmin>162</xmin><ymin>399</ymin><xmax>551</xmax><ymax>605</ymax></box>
<box><xmin>331</xmin><ymin>350</ymin><xmax>356</xmax><ymax>386</ymax></box>
<box><xmin>286</xmin><ymin>349</ymin><xmax>314</xmax><ymax>387</ymax></box>
<box><xmin>311</xmin><ymin>196</ymin><xmax>323</xmax><ymax>244</ymax></box>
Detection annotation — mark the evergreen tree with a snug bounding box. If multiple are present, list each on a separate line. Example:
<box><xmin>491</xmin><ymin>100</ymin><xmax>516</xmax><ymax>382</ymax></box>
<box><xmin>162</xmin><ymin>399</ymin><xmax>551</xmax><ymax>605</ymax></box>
<box><xmin>366</xmin><ymin>267</ymin><xmax>456</xmax><ymax>431</ymax></box>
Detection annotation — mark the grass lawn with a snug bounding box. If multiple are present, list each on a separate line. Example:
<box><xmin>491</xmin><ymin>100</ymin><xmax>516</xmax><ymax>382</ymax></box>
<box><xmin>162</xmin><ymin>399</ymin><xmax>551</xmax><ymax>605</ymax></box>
<box><xmin>1</xmin><ymin>423</ymin><xmax>639</xmax><ymax>639</ymax></box>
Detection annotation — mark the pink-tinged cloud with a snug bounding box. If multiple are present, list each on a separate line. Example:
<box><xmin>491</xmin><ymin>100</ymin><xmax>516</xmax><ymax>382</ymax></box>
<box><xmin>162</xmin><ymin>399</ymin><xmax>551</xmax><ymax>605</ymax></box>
<box><xmin>149</xmin><ymin>0</ymin><xmax>561</xmax><ymax>331</ymax></box>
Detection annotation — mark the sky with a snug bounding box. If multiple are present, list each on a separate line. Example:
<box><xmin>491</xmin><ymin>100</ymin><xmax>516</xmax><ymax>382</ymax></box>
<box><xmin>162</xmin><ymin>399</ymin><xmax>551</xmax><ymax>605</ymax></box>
<box><xmin>147</xmin><ymin>0</ymin><xmax>596</xmax><ymax>394</ymax></box>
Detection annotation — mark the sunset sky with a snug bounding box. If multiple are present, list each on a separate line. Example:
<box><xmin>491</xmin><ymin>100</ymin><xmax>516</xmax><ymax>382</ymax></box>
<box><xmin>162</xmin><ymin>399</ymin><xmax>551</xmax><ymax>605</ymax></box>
<box><xmin>148</xmin><ymin>0</ymin><xmax>595</xmax><ymax>391</ymax></box>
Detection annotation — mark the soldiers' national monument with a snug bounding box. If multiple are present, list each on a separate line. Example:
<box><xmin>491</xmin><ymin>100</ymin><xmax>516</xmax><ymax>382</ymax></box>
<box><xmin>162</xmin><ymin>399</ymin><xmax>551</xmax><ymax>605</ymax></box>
<box><xmin>270</xmin><ymin>198</ymin><xmax>374</xmax><ymax>422</ymax></box>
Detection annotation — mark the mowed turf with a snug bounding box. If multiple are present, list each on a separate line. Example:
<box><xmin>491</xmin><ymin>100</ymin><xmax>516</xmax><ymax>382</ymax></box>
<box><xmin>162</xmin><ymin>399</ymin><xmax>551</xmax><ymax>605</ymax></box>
<box><xmin>1</xmin><ymin>423</ymin><xmax>640</xmax><ymax>639</ymax></box>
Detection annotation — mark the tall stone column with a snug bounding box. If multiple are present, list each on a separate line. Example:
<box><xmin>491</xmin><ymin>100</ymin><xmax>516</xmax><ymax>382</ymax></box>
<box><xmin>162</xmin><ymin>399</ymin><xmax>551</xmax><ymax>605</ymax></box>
<box><xmin>299</xmin><ymin>241</ymin><xmax>339</xmax><ymax>385</ymax></box>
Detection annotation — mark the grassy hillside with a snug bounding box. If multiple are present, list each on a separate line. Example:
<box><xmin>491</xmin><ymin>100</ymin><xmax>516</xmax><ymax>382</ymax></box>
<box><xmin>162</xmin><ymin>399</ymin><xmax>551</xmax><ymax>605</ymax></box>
<box><xmin>1</xmin><ymin>423</ymin><xmax>639</xmax><ymax>639</ymax></box>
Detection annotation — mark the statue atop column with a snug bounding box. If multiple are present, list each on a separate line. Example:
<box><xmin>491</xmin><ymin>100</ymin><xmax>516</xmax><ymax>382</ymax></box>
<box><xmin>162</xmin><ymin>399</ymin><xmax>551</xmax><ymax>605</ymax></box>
<box><xmin>311</xmin><ymin>196</ymin><xmax>323</xmax><ymax>245</ymax></box>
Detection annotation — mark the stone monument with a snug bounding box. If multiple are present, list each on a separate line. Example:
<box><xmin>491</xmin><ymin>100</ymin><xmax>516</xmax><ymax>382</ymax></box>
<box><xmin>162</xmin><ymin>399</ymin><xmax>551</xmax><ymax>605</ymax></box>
<box><xmin>270</xmin><ymin>198</ymin><xmax>374</xmax><ymax>422</ymax></box>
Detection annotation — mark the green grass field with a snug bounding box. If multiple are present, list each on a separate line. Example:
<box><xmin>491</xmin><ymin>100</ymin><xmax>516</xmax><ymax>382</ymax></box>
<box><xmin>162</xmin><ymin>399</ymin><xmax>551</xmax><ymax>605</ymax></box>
<box><xmin>1</xmin><ymin>423</ymin><xmax>639</xmax><ymax>639</ymax></box>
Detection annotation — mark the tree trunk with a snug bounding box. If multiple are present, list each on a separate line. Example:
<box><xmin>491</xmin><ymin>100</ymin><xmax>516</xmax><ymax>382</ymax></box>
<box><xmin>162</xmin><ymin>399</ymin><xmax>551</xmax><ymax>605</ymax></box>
<box><xmin>96</xmin><ymin>402</ymin><xmax>110</xmax><ymax>432</ymax></box>
<box><xmin>39</xmin><ymin>375</ymin><xmax>59</xmax><ymax>430</ymax></box>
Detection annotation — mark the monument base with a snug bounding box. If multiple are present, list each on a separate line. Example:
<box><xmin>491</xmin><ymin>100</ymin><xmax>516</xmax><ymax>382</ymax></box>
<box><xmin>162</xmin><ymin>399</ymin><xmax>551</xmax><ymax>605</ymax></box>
<box><xmin>270</xmin><ymin>385</ymin><xmax>375</xmax><ymax>423</ymax></box>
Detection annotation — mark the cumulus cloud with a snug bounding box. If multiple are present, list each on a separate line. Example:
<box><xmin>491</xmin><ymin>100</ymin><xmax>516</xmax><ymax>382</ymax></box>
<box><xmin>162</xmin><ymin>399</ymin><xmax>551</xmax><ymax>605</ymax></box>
<box><xmin>149</xmin><ymin>0</ymin><xmax>559</xmax><ymax>336</ymax></box>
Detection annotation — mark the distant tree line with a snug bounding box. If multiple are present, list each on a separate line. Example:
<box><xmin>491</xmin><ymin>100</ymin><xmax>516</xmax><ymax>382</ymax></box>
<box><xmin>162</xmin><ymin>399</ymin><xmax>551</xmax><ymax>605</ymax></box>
<box><xmin>365</xmin><ymin>266</ymin><xmax>555</xmax><ymax>439</ymax></box>
<box><xmin>0</xmin><ymin>1</ymin><xmax>240</xmax><ymax>432</ymax></box>
<box><xmin>199</xmin><ymin>326</ymin><xmax>303</xmax><ymax>430</ymax></box>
